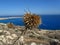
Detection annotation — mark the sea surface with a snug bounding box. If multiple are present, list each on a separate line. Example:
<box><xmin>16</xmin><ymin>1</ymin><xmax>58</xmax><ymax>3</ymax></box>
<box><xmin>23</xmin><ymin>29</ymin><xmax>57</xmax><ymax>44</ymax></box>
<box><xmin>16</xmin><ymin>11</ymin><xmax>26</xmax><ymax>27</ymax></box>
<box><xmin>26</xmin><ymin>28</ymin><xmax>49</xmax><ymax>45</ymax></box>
<box><xmin>0</xmin><ymin>15</ymin><xmax>60</xmax><ymax>30</ymax></box>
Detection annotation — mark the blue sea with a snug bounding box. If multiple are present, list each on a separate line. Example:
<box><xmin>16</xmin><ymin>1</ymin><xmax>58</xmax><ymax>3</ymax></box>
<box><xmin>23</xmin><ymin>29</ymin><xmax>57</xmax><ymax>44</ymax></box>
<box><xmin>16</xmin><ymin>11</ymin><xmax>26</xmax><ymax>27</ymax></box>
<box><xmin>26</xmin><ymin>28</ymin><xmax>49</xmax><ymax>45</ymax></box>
<box><xmin>0</xmin><ymin>15</ymin><xmax>60</xmax><ymax>30</ymax></box>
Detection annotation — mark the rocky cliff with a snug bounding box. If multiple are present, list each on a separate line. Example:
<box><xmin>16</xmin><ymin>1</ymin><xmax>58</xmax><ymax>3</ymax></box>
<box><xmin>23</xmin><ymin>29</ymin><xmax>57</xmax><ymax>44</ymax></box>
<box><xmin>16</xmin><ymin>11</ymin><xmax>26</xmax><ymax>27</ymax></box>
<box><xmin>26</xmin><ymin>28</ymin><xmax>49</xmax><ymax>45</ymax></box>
<box><xmin>0</xmin><ymin>23</ymin><xmax>60</xmax><ymax>45</ymax></box>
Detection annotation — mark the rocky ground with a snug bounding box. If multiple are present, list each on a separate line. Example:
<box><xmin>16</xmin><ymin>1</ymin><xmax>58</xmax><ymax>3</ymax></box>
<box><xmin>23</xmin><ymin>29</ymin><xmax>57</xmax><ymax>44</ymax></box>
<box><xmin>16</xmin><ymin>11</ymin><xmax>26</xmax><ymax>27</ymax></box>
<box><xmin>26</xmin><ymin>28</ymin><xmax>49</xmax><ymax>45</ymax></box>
<box><xmin>0</xmin><ymin>23</ymin><xmax>60</xmax><ymax>45</ymax></box>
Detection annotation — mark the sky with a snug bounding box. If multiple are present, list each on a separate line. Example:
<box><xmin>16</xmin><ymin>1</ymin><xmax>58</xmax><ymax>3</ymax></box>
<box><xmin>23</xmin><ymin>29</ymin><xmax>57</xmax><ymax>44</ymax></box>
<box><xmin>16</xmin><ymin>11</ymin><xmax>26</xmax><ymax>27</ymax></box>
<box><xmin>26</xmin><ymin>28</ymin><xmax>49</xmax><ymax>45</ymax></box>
<box><xmin>0</xmin><ymin>0</ymin><xmax>60</xmax><ymax>15</ymax></box>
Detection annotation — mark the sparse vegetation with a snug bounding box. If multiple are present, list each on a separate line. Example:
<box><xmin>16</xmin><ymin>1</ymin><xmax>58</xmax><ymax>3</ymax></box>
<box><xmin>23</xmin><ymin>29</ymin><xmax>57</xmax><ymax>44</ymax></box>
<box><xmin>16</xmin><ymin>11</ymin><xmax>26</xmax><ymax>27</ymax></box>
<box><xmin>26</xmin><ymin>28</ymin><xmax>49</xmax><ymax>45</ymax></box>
<box><xmin>7</xmin><ymin>22</ymin><xmax>15</xmax><ymax>28</ymax></box>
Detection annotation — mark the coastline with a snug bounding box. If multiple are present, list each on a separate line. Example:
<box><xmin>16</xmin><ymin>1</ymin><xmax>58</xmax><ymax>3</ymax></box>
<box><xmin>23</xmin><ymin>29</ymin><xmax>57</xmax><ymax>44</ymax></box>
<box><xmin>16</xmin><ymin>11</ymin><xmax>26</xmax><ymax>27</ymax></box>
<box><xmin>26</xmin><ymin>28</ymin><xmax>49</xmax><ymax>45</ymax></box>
<box><xmin>0</xmin><ymin>17</ymin><xmax>22</xmax><ymax>20</ymax></box>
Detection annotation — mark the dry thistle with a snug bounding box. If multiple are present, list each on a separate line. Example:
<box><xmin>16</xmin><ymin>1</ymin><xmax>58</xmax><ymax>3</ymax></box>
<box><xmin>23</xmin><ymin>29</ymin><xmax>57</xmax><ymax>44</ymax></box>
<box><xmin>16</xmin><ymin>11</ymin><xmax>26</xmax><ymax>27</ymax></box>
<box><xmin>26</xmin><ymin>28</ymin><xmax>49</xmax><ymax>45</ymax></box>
<box><xmin>23</xmin><ymin>13</ymin><xmax>41</xmax><ymax>30</ymax></box>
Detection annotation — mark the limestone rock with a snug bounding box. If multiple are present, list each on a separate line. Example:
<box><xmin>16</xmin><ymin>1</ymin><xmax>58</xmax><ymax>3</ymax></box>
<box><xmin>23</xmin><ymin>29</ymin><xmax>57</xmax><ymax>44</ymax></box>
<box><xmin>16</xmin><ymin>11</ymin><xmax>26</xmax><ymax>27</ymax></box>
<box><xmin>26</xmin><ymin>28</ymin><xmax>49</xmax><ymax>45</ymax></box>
<box><xmin>0</xmin><ymin>23</ymin><xmax>60</xmax><ymax>45</ymax></box>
